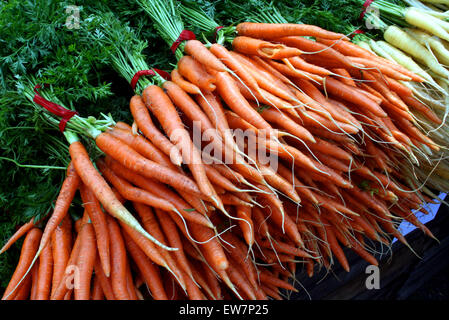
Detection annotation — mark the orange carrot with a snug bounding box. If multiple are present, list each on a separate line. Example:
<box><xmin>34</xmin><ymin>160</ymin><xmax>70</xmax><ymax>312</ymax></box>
<box><xmin>74</xmin><ymin>222</ymin><xmax>96</xmax><ymax>300</ymax></box>
<box><xmin>2</xmin><ymin>228</ymin><xmax>42</xmax><ymax>300</ymax></box>
<box><xmin>236</xmin><ymin>22</ymin><xmax>349</xmax><ymax>41</ymax></box>
<box><xmin>232</xmin><ymin>36</ymin><xmax>302</xmax><ymax>59</ymax></box>
<box><xmin>129</xmin><ymin>95</ymin><xmax>183</xmax><ymax>166</ymax></box>
<box><xmin>79</xmin><ymin>183</ymin><xmax>110</xmax><ymax>277</ymax></box>
<box><xmin>177</xmin><ymin>55</ymin><xmax>216</xmax><ymax>91</ymax></box>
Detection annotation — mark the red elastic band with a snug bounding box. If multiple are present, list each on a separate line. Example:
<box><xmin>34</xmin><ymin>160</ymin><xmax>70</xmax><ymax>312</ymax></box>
<box><xmin>33</xmin><ymin>84</ymin><xmax>78</xmax><ymax>133</ymax></box>
<box><xmin>213</xmin><ymin>26</ymin><xmax>224</xmax><ymax>43</ymax></box>
<box><xmin>350</xmin><ymin>29</ymin><xmax>366</xmax><ymax>38</ymax></box>
<box><xmin>360</xmin><ymin>0</ymin><xmax>374</xmax><ymax>19</ymax></box>
<box><xmin>130</xmin><ymin>69</ymin><xmax>171</xmax><ymax>91</ymax></box>
<box><xmin>170</xmin><ymin>30</ymin><xmax>196</xmax><ymax>54</ymax></box>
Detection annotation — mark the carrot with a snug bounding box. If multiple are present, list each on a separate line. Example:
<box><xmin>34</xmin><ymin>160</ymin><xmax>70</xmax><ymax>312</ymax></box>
<box><xmin>142</xmin><ymin>85</ymin><xmax>220</xmax><ymax>207</ymax></box>
<box><xmin>2</xmin><ymin>228</ymin><xmax>42</xmax><ymax>300</ymax></box>
<box><xmin>316</xmin><ymin>38</ymin><xmax>424</xmax><ymax>82</ymax></box>
<box><xmin>331</xmin><ymin>68</ymin><xmax>356</xmax><ymax>86</ymax></box>
<box><xmin>125</xmin><ymin>260</ymin><xmax>138</xmax><ymax>300</ymax></box>
<box><xmin>13</xmin><ymin>272</ymin><xmax>32</xmax><ymax>300</ymax></box>
<box><xmin>91</xmin><ymin>276</ymin><xmax>104</xmax><ymax>300</ymax></box>
<box><xmin>93</xmin><ymin>254</ymin><xmax>116</xmax><ymax>300</ymax></box>
<box><xmin>209</xmin><ymin>43</ymin><xmax>260</xmax><ymax>92</ymax></box>
<box><xmin>318</xmin><ymin>77</ymin><xmax>387</xmax><ymax>118</ymax></box>
<box><xmin>236</xmin><ymin>22</ymin><xmax>349</xmax><ymax>41</ymax></box>
<box><xmin>35</xmin><ymin>162</ymin><xmax>79</xmax><ymax>261</ymax></box>
<box><xmin>108</xmin><ymin>126</ymin><xmax>176</xmax><ymax>170</ymax></box>
<box><xmin>226</xmin><ymin>260</ymin><xmax>257</xmax><ymax>300</ymax></box>
<box><xmin>104</xmin><ymin>156</ymin><xmax>212</xmax><ymax>228</ymax></box>
<box><xmin>0</xmin><ymin>216</ymin><xmax>42</xmax><ymax>255</ymax></box>
<box><xmin>97</xmin><ymin>159</ymin><xmax>177</xmax><ymax>212</ymax></box>
<box><xmin>194</xmin><ymin>90</ymin><xmax>265</xmax><ymax>184</ymax></box>
<box><xmin>68</xmin><ymin>140</ymin><xmax>173</xmax><ymax>251</ymax></box>
<box><xmin>258</xmin><ymin>106</ymin><xmax>316</xmax><ymax>143</ymax></box>
<box><xmin>264</xmin><ymin>58</ymin><xmax>324</xmax><ymax>82</ymax></box>
<box><xmin>50</xmin><ymin>225</ymin><xmax>83</xmax><ymax>300</ymax></box>
<box><xmin>258</xmin><ymin>269</ymin><xmax>298</xmax><ymax>292</ymax></box>
<box><xmin>50</xmin><ymin>215</ymin><xmax>72</xmax><ymax>297</ymax></box>
<box><xmin>349</xmin><ymin>235</ymin><xmax>379</xmax><ymax>266</ymax></box>
<box><xmin>132</xmin><ymin>204</ymin><xmax>186</xmax><ymax>291</ymax></box>
<box><xmin>232</xmin><ymin>36</ymin><xmax>302</xmax><ymax>59</ymax></box>
<box><xmin>79</xmin><ymin>183</ymin><xmax>110</xmax><ymax>278</ymax></box>
<box><xmin>188</xmin><ymin>221</ymin><xmax>229</xmax><ymax>273</ymax></box>
<box><xmin>236</xmin><ymin>206</ymin><xmax>255</xmax><ymax>246</ymax></box>
<box><xmin>215</xmin><ymin>71</ymin><xmax>276</xmax><ymax>136</ymax></box>
<box><xmin>286</xmin><ymin>56</ymin><xmax>333</xmax><ymax>77</ymax></box>
<box><xmin>74</xmin><ymin>222</ymin><xmax>96</xmax><ymax>300</ymax></box>
<box><xmin>154</xmin><ymin>209</ymin><xmax>194</xmax><ymax>282</ymax></box>
<box><xmin>95</xmin><ymin>132</ymin><xmax>203</xmax><ymax>197</ymax></box>
<box><xmin>30</xmin><ymin>262</ymin><xmax>39</xmax><ymax>300</ymax></box>
<box><xmin>184</xmin><ymin>39</ymin><xmax>227</xmax><ymax>72</ymax></box>
<box><xmin>119</xmin><ymin>220</ymin><xmax>168</xmax><ymax>269</ymax></box>
<box><xmin>323</xmin><ymin>222</ymin><xmax>350</xmax><ymax>272</ymax></box>
<box><xmin>171</xmin><ymin>68</ymin><xmax>201</xmax><ymax>94</ymax></box>
<box><xmin>230</xmin><ymin>51</ymin><xmax>299</xmax><ymax>103</ymax></box>
<box><xmin>347</xmin><ymin>56</ymin><xmax>412</xmax><ymax>81</ymax></box>
<box><xmin>106</xmin><ymin>216</ymin><xmax>130</xmax><ymax>300</ymax></box>
<box><xmin>401</xmin><ymin>95</ymin><xmax>442</xmax><ymax>125</ymax></box>
<box><xmin>129</xmin><ymin>95</ymin><xmax>183</xmax><ymax>166</ymax></box>
<box><xmin>294</xmin><ymin>79</ymin><xmax>356</xmax><ymax>125</ymax></box>
<box><xmin>276</xmin><ymin>36</ymin><xmax>353</xmax><ymax>67</ymax></box>
<box><xmin>258</xmin><ymin>162</ymin><xmax>301</xmax><ymax>203</ymax></box>
<box><xmin>177</xmin><ymin>55</ymin><xmax>216</xmax><ymax>91</ymax></box>
<box><xmin>34</xmin><ymin>239</ymin><xmax>53</xmax><ymax>300</ymax></box>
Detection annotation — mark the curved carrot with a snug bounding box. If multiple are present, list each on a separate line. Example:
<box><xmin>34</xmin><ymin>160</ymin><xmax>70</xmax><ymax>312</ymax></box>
<box><xmin>104</xmin><ymin>156</ymin><xmax>212</xmax><ymax>228</ymax></box>
<box><xmin>69</xmin><ymin>140</ymin><xmax>174</xmax><ymax>251</ymax></box>
<box><xmin>95</xmin><ymin>132</ymin><xmax>202</xmax><ymax>197</ymax></box>
<box><xmin>142</xmin><ymin>84</ymin><xmax>220</xmax><ymax>206</ymax></box>
<box><xmin>171</xmin><ymin>68</ymin><xmax>201</xmax><ymax>94</ymax></box>
<box><xmin>108</xmin><ymin>126</ymin><xmax>176</xmax><ymax>170</ymax></box>
<box><xmin>79</xmin><ymin>183</ymin><xmax>110</xmax><ymax>277</ymax></box>
<box><xmin>177</xmin><ymin>55</ymin><xmax>216</xmax><ymax>91</ymax></box>
<box><xmin>36</xmin><ymin>162</ymin><xmax>79</xmax><ymax>261</ymax></box>
<box><xmin>215</xmin><ymin>71</ymin><xmax>275</xmax><ymax>136</ymax></box>
<box><xmin>129</xmin><ymin>95</ymin><xmax>183</xmax><ymax>166</ymax></box>
<box><xmin>184</xmin><ymin>39</ymin><xmax>227</xmax><ymax>72</ymax></box>
<box><xmin>2</xmin><ymin>228</ymin><xmax>42</xmax><ymax>300</ymax></box>
<box><xmin>0</xmin><ymin>216</ymin><xmax>40</xmax><ymax>255</ymax></box>
<box><xmin>97</xmin><ymin>159</ymin><xmax>176</xmax><ymax>212</ymax></box>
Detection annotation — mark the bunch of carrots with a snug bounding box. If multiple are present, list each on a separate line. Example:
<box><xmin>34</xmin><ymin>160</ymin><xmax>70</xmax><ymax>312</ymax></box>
<box><xmin>1</xmin><ymin>20</ymin><xmax>444</xmax><ymax>300</ymax></box>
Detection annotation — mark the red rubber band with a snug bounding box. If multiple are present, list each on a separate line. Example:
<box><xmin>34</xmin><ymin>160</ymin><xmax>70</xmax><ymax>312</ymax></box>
<box><xmin>170</xmin><ymin>30</ymin><xmax>196</xmax><ymax>54</ymax></box>
<box><xmin>33</xmin><ymin>84</ymin><xmax>78</xmax><ymax>133</ymax></box>
<box><xmin>213</xmin><ymin>26</ymin><xmax>224</xmax><ymax>43</ymax></box>
<box><xmin>350</xmin><ymin>29</ymin><xmax>366</xmax><ymax>38</ymax></box>
<box><xmin>130</xmin><ymin>69</ymin><xmax>171</xmax><ymax>91</ymax></box>
<box><xmin>360</xmin><ymin>0</ymin><xmax>374</xmax><ymax>19</ymax></box>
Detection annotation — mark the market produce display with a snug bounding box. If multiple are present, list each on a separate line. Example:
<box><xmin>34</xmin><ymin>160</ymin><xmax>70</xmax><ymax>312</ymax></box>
<box><xmin>0</xmin><ymin>0</ymin><xmax>448</xmax><ymax>300</ymax></box>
